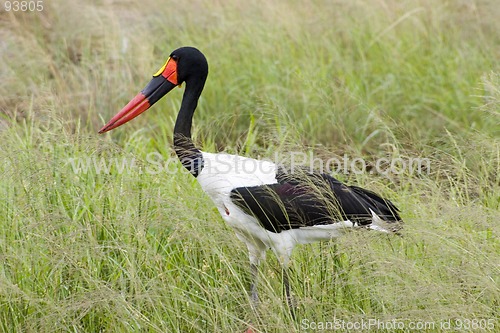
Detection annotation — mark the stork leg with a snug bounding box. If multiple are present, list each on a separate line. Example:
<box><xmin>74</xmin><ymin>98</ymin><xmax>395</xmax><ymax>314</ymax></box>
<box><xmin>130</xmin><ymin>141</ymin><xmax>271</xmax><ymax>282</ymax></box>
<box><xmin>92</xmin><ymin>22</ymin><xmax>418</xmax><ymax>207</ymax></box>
<box><xmin>242</xmin><ymin>238</ymin><xmax>266</xmax><ymax>311</ymax></box>
<box><xmin>243</xmin><ymin>242</ymin><xmax>266</xmax><ymax>333</ymax></box>
<box><xmin>250</xmin><ymin>262</ymin><xmax>259</xmax><ymax>308</ymax></box>
<box><xmin>282</xmin><ymin>266</ymin><xmax>296</xmax><ymax>319</ymax></box>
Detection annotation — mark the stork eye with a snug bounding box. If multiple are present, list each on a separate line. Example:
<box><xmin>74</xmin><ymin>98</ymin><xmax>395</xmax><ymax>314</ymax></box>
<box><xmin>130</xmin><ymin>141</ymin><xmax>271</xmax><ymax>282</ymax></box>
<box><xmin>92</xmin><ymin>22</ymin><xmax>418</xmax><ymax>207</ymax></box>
<box><xmin>171</xmin><ymin>54</ymin><xmax>179</xmax><ymax>61</ymax></box>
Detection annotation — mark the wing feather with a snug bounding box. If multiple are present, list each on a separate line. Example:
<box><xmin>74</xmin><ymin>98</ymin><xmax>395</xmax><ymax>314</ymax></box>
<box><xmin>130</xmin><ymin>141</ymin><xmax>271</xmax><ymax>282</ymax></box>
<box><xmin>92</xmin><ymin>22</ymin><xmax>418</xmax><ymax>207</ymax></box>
<box><xmin>230</xmin><ymin>168</ymin><xmax>401</xmax><ymax>233</ymax></box>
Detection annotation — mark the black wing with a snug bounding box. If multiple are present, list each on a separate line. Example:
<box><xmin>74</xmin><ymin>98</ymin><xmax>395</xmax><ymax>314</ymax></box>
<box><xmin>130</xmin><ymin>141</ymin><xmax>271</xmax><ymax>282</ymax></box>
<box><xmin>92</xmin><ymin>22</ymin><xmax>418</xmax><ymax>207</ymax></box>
<box><xmin>230</xmin><ymin>168</ymin><xmax>401</xmax><ymax>233</ymax></box>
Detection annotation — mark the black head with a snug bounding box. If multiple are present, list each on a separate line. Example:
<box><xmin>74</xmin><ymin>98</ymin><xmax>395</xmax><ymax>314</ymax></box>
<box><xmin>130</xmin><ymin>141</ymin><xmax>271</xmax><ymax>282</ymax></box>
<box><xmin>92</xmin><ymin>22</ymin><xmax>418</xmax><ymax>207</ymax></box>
<box><xmin>169</xmin><ymin>46</ymin><xmax>209</xmax><ymax>86</ymax></box>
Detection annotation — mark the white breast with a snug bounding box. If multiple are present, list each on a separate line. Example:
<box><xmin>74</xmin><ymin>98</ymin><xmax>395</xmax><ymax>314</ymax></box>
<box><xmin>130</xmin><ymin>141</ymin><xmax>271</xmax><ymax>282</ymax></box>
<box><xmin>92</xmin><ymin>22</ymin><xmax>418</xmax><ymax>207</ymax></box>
<box><xmin>196</xmin><ymin>152</ymin><xmax>277</xmax><ymax>228</ymax></box>
<box><xmin>197</xmin><ymin>152</ymin><xmax>277</xmax><ymax>202</ymax></box>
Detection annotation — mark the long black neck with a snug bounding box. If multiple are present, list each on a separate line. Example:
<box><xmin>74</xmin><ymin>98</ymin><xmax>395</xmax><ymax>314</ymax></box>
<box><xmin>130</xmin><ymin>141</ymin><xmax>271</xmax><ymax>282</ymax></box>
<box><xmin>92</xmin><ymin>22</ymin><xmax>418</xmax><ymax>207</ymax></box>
<box><xmin>173</xmin><ymin>78</ymin><xmax>205</xmax><ymax>177</ymax></box>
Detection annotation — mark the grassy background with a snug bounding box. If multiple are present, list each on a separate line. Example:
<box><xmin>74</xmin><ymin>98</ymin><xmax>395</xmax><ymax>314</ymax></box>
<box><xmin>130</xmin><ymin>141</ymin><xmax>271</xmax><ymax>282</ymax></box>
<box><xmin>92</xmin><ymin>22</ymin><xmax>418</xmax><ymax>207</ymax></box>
<box><xmin>0</xmin><ymin>0</ymin><xmax>499</xmax><ymax>332</ymax></box>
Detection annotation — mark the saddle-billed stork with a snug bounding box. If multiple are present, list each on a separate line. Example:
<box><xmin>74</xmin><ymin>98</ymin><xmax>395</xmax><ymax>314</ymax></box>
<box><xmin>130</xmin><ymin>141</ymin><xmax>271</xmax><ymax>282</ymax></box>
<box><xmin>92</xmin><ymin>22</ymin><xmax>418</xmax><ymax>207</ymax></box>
<box><xmin>99</xmin><ymin>46</ymin><xmax>401</xmax><ymax>314</ymax></box>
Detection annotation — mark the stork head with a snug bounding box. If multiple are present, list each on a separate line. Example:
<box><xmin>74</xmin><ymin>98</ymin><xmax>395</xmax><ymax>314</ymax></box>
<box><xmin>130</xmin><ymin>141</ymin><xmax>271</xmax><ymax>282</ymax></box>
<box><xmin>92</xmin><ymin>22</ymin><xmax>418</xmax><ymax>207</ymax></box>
<box><xmin>99</xmin><ymin>46</ymin><xmax>208</xmax><ymax>133</ymax></box>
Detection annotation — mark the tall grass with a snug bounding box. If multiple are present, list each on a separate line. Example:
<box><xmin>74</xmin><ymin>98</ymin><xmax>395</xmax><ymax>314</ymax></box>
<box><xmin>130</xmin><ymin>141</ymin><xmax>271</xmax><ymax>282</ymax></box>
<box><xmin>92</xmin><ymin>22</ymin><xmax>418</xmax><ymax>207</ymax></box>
<box><xmin>0</xmin><ymin>0</ymin><xmax>499</xmax><ymax>332</ymax></box>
